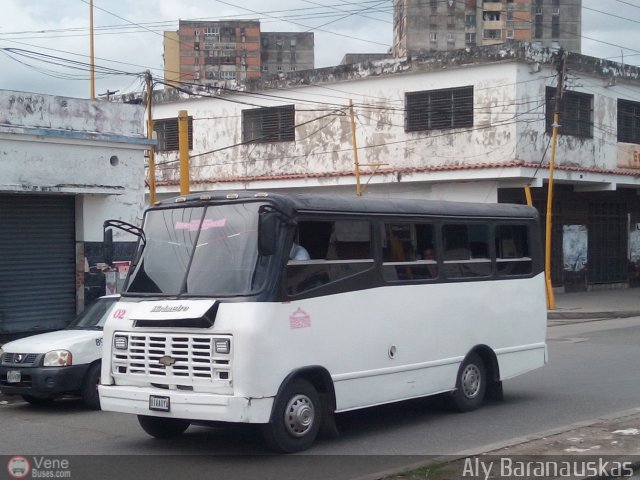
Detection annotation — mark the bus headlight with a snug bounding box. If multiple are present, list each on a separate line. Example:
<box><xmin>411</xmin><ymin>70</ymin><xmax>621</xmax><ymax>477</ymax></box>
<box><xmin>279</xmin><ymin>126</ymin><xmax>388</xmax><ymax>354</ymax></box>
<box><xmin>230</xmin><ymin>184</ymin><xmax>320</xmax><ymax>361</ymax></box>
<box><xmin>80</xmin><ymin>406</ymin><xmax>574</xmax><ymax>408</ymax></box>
<box><xmin>114</xmin><ymin>335</ymin><xmax>128</xmax><ymax>350</ymax></box>
<box><xmin>44</xmin><ymin>350</ymin><xmax>72</xmax><ymax>366</ymax></box>
<box><xmin>214</xmin><ymin>339</ymin><xmax>230</xmax><ymax>354</ymax></box>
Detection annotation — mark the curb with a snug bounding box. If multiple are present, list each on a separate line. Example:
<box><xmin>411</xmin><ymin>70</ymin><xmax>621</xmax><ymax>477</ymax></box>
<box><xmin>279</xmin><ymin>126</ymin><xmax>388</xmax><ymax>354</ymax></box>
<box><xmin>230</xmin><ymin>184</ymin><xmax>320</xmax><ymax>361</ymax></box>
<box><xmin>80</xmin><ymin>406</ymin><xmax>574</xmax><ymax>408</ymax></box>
<box><xmin>547</xmin><ymin>310</ymin><xmax>640</xmax><ymax>320</ymax></box>
<box><xmin>351</xmin><ymin>408</ymin><xmax>640</xmax><ymax>480</ymax></box>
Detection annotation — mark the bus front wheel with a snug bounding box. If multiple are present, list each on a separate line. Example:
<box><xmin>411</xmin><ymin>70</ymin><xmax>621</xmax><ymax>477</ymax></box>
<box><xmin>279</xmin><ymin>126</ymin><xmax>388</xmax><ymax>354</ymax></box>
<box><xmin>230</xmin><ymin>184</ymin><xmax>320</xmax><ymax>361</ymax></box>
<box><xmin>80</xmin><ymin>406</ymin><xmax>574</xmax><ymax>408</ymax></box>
<box><xmin>262</xmin><ymin>378</ymin><xmax>322</xmax><ymax>453</ymax></box>
<box><xmin>450</xmin><ymin>353</ymin><xmax>486</xmax><ymax>412</ymax></box>
<box><xmin>137</xmin><ymin>415</ymin><xmax>190</xmax><ymax>439</ymax></box>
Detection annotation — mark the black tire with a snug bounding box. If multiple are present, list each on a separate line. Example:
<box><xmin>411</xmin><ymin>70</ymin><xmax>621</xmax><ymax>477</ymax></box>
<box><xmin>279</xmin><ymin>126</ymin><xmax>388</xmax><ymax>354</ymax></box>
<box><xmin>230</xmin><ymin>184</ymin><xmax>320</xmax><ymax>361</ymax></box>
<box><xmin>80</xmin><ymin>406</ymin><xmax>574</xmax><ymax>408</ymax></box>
<box><xmin>137</xmin><ymin>415</ymin><xmax>190</xmax><ymax>439</ymax></box>
<box><xmin>81</xmin><ymin>362</ymin><xmax>102</xmax><ymax>410</ymax></box>
<box><xmin>22</xmin><ymin>395</ymin><xmax>54</xmax><ymax>406</ymax></box>
<box><xmin>262</xmin><ymin>378</ymin><xmax>322</xmax><ymax>453</ymax></box>
<box><xmin>450</xmin><ymin>352</ymin><xmax>486</xmax><ymax>412</ymax></box>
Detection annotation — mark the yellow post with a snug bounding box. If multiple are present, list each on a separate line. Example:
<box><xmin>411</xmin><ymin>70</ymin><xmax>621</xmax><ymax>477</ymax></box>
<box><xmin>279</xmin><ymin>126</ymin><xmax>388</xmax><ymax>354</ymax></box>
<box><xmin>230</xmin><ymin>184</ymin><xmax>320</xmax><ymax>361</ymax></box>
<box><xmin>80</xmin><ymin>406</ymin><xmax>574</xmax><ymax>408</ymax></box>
<box><xmin>178</xmin><ymin>110</ymin><xmax>190</xmax><ymax>195</ymax></box>
<box><xmin>145</xmin><ymin>71</ymin><xmax>156</xmax><ymax>205</ymax></box>
<box><xmin>89</xmin><ymin>0</ymin><xmax>95</xmax><ymax>99</ymax></box>
<box><xmin>524</xmin><ymin>186</ymin><xmax>533</xmax><ymax>207</ymax></box>
<box><xmin>349</xmin><ymin>100</ymin><xmax>363</xmax><ymax>196</ymax></box>
<box><xmin>544</xmin><ymin>50</ymin><xmax>566</xmax><ymax>310</ymax></box>
<box><xmin>545</xmin><ymin>113</ymin><xmax>558</xmax><ymax>310</ymax></box>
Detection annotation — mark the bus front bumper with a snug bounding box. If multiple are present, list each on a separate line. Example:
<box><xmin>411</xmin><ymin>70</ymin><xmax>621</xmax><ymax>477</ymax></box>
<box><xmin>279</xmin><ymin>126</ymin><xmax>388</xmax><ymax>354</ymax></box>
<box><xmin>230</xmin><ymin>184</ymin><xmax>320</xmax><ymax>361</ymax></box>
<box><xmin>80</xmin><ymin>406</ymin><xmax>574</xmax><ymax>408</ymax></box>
<box><xmin>98</xmin><ymin>384</ymin><xmax>274</xmax><ymax>424</ymax></box>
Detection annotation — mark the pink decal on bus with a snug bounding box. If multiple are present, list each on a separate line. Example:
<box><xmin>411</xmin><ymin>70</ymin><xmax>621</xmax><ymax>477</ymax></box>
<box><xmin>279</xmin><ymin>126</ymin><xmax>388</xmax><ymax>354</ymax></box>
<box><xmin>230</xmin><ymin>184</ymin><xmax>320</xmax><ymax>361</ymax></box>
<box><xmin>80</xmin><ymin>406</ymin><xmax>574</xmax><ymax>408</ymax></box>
<box><xmin>289</xmin><ymin>308</ymin><xmax>311</xmax><ymax>329</ymax></box>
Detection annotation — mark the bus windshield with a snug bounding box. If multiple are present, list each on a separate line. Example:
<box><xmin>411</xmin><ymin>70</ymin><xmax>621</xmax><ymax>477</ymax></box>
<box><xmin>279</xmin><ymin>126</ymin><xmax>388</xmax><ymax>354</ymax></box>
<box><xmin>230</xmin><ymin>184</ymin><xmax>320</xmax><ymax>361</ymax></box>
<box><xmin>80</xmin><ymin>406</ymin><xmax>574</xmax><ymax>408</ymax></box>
<box><xmin>125</xmin><ymin>202</ymin><xmax>269</xmax><ymax>296</ymax></box>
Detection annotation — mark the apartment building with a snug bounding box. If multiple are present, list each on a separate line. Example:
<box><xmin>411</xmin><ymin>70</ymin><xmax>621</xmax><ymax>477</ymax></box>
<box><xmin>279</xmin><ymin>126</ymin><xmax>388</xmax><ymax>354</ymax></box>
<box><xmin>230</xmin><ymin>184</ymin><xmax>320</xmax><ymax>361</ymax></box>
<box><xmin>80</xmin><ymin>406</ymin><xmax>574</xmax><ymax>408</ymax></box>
<box><xmin>164</xmin><ymin>21</ymin><xmax>314</xmax><ymax>88</ymax></box>
<box><xmin>392</xmin><ymin>0</ymin><xmax>581</xmax><ymax>57</ymax></box>
<box><xmin>164</xmin><ymin>20</ymin><xmax>261</xmax><ymax>87</ymax></box>
<box><xmin>260</xmin><ymin>32</ymin><xmax>314</xmax><ymax>75</ymax></box>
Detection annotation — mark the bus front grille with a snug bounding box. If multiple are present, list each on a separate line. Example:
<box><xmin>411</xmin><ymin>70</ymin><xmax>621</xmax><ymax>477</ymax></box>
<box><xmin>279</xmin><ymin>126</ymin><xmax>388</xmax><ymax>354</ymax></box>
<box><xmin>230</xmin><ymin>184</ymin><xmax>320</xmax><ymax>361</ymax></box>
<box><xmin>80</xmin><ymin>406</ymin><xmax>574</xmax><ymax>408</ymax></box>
<box><xmin>111</xmin><ymin>332</ymin><xmax>231</xmax><ymax>386</ymax></box>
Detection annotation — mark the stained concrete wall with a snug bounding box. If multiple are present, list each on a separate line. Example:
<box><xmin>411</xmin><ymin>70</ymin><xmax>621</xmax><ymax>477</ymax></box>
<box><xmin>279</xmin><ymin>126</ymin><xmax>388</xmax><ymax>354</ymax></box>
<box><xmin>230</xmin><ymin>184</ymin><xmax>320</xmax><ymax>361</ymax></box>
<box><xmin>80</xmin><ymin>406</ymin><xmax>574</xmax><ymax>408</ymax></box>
<box><xmin>0</xmin><ymin>90</ymin><xmax>149</xmax><ymax>241</ymax></box>
<box><xmin>148</xmin><ymin>42</ymin><xmax>640</xmax><ymax>202</ymax></box>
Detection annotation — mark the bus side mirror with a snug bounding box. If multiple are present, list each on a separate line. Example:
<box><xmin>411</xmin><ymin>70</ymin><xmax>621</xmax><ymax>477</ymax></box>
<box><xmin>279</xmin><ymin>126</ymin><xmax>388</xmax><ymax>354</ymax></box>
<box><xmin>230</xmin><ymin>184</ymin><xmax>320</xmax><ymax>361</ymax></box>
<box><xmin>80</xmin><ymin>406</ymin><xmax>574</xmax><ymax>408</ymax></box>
<box><xmin>258</xmin><ymin>211</ymin><xmax>278</xmax><ymax>256</ymax></box>
<box><xmin>104</xmin><ymin>228</ymin><xmax>114</xmax><ymax>266</ymax></box>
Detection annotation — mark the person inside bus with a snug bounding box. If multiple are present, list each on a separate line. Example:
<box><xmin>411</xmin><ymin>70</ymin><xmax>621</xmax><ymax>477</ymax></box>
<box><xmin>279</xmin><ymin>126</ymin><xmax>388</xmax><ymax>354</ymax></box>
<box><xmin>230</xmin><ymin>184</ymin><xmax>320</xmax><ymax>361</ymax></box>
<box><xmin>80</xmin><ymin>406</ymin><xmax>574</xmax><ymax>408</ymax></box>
<box><xmin>290</xmin><ymin>242</ymin><xmax>310</xmax><ymax>261</ymax></box>
<box><xmin>421</xmin><ymin>245</ymin><xmax>438</xmax><ymax>278</ymax></box>
<box><xmin>422</xmin><ymin>247</ymin><xmax>435</xmax><ymax>260</ymax></box>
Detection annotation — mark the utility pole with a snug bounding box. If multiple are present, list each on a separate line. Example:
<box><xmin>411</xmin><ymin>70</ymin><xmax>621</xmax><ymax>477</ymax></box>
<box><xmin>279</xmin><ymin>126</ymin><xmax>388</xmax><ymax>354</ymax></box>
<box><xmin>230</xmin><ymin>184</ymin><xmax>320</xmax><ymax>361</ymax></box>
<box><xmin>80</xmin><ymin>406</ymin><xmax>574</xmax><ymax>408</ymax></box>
<box><xmin>145</xmin><ymin>71</ymin><xmax>157</xmax><ymax>205</ymax></box>
<box><xmin>89</xmin><ymin>0</ymin><xmax>95</xmax><ymax>99</ymax></box>
<box><xmin>545</xmin><ymin>50</ymin><xmax>566</xmax><ymax>310</ymax></box>
<box><xmin>349</xmin><ymin>100</ymin><xmax>363</xmax><ymax>196</ymax></box>
<box><xmin>178</xmin><ymin>110</ymin><xmax>190</xmax><ymax>195</ymax></box>
<box><xmin>349</xmin><ymin>100</ymin><xmax>386</xmax><ymax>196</ymax></box>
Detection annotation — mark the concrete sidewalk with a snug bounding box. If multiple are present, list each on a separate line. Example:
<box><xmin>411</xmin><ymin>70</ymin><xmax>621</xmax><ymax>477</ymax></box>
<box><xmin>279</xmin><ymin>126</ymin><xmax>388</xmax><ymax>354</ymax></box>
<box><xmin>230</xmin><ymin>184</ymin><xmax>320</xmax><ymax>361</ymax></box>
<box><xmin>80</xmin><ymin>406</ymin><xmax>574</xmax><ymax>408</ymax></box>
<box><xmin>548</xmin><ymin>288</ymin><xmax>640</xmax><ymax>321</ymax></box>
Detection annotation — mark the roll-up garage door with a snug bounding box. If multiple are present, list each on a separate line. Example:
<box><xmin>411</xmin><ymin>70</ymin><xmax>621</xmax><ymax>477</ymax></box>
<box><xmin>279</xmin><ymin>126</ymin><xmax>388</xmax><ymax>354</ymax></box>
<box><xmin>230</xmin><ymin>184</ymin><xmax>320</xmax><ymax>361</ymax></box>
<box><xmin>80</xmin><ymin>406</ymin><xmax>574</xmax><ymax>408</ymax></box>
<box><xmin>0</xmin><ymin>194</ymin><xmax>76</xmax><ymax>334</ymax></box>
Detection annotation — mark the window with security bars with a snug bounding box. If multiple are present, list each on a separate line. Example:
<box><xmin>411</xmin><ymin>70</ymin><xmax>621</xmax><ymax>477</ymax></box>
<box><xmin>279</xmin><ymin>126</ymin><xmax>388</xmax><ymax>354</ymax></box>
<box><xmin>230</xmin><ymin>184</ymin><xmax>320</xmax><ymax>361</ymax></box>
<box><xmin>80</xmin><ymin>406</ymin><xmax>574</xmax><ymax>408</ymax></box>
<box><xmin>618</xmin><ymin>99</ymin><xmax>640</xmax><ymax>144</ymax></box>
<box><xmin>405</xmin><ymin>86</ymin><xmax>473</xmax><ymax>132</ymax></box>
<box><xmin>153</xmin><ymin>117</ymin><xmax>193</xmax><ymax>152</ymax></box>
<box><xmin>242</xmin><ymin>105</ymin><xmax>295</xmax><ymax>143</ymax></box>
<box><xmin>545</xmin><ymin>87</ymin><xmax>593</xmax><ymax>138</ymax></box>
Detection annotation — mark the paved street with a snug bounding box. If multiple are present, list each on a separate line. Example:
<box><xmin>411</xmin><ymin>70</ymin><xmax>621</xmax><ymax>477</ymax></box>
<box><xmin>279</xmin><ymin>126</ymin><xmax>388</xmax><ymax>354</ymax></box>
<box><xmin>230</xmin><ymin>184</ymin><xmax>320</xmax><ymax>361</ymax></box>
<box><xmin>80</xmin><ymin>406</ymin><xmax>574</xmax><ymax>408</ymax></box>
<box><xmin>1</xmin><ymin>314</ymin><xmax>639</xmax><ymax>479</ymax></box>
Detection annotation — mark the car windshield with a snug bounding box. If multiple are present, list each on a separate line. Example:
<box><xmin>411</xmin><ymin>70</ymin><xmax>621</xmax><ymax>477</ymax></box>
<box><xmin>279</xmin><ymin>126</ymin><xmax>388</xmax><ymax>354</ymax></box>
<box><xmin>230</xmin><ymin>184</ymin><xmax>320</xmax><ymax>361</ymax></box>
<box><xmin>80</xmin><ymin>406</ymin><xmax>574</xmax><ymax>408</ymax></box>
<box><xmin>125</xmin><ymin>202</ymin><xmax>270</xmax><ymax>296</ymax></box>
<box><xmin>67</xmin><ymin>297</ymin><xmax>119</xmax><ymax>330</ymax></box>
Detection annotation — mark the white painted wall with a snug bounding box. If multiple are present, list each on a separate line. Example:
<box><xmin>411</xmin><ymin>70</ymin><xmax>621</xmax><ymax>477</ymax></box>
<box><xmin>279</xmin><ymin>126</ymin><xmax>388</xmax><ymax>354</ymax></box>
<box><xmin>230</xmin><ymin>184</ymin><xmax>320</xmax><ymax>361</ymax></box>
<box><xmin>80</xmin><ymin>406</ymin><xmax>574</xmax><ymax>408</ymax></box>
<box><xmin>0</xmin><ymin>90</ymin><xmax>149</xmax><ymax>242</ymax></box>
<box><xmin>152</xmin><ymin>57</ymin><xmax>640</xmax><ymax>202</ymax></box>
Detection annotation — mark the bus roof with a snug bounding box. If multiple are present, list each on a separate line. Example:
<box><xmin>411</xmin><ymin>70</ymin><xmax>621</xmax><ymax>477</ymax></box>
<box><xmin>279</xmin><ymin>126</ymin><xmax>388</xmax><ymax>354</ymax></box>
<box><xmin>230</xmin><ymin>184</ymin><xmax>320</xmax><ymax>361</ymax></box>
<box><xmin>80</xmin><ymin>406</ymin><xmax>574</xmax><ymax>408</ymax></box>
<box><xmin>155</xmin><ymin>191</ymin><xmax>539</xmax><ymax>220</ymax></box>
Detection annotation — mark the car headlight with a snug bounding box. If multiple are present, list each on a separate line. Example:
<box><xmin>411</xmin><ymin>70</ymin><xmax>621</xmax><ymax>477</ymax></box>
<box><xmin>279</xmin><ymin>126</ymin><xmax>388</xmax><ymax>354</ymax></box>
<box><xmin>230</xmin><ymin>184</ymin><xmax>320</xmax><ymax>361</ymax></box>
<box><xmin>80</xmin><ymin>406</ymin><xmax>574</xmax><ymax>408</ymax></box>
<box><xmin>43</xmin><ymin>350</ymin><xmax>73</xmax><ymax>367</ymax></box>
<box><xmin>0</xmin><ymin>347</ymin><xmax>4</xmax><ymax>361</ymax></box>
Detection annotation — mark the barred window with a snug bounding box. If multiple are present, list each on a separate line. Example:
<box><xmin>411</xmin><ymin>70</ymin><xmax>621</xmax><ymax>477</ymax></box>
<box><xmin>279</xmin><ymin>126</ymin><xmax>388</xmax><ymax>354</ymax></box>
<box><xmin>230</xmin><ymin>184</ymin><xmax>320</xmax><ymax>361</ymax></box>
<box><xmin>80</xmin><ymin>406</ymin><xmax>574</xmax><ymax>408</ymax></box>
<box><xmin>154</xmin><ymin>117</ymin><xmax>193</xmax><ymax>152</ymax></box>
<box><xmin>551</xmin><ymin>16</ymin><xmax>560</xmax><ymax>38</ymax></box>
<box><xmin>545</xmin><ymin>87</ymin><xmax>593</xmax><ymax>138</ymax></box>
<box><xmin>405</xmin><ymin>86</ymin><xmax>473</xmax><ymax>132</ymax></box>
<box><xmin>242</xmin><ymin>105</ymin><xmax>295</xmax><ymax>143</ymax></box>
<box><xmin>618</xmin><ymin>99</ymin><xmax>640</xmax><ymax>144</ymax></box>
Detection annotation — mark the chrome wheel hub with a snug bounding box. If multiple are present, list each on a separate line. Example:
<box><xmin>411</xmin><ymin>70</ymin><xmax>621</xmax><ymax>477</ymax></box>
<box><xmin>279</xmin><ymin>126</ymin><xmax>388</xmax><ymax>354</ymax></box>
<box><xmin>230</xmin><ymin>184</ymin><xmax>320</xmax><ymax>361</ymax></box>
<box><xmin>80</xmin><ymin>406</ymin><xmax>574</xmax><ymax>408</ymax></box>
<box><xmin>461</xmin><ymin>364</ymin><xmax>481</xmax><ymax>398</ymax></box>
<box><xmin>284</xmin><ymin>394</ymin><xmax>315</xmax><ymax>437</ymax></box>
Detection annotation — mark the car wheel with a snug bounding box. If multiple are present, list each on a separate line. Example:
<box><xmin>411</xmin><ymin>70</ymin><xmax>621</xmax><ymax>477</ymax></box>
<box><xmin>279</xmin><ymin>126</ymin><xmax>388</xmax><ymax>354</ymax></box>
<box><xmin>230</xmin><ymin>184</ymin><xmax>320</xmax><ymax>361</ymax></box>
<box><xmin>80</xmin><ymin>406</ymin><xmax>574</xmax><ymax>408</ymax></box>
<box><xmin>81</xmin><ymin>362</ymin><xmax>102</xmax><ymax>410</ymax></box>
<box><xmin>262</xmin><ymin>378</ymin><xmax>321</xmax><ymax>453</ymax></box>
<box><xmin>137</xmin><ymin>415</ymin><xmax>190</xmax><ymax>439</ymax></box>
<box><xmin>450</xmin><ymin>352</ymin><xmax>486</xmax><ymax>412</ymax></box>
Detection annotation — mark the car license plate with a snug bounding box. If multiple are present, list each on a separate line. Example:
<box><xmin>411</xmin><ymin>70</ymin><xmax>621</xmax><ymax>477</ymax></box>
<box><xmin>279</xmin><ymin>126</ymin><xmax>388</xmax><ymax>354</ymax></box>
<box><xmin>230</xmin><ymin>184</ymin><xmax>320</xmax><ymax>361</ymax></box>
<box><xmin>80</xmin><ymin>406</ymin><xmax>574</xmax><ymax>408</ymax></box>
<box><xmin>149</xmin><ymin>395</ymin><xmax>170</xmax><ymax>412</ymax></box>
<box><xmin>7</xmin><ymin>370</ymin><xmax>21</xmax><ymax>383</ymax></box>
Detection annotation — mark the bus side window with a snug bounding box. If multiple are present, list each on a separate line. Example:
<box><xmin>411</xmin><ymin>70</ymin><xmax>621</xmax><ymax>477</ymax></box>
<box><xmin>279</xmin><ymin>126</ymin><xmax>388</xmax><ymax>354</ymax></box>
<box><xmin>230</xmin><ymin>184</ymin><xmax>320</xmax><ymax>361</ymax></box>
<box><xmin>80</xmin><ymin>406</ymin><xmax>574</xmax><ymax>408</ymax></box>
<box><xmin>327</xmin><ymin>220</ymin><xmax>372</xmax><ymax>260</ymax></box>
<box><xmin>286</xmin><ymin>220</ymin><xmax>373</xmax><ymax>295</ymax></box>
<box><xmin>443</xmin><ymin>224</ymin><xmax>491</xmax><ymax>278</ymax></box>
<box><xmin>382</xmin><ymin>223</ymin><xmax>438</xmax><ymax>282</ymax></box>
<box><xmin>496</xmin><ymin>225</ymin><xmax>532</xmax><ymax>276</ymax></box>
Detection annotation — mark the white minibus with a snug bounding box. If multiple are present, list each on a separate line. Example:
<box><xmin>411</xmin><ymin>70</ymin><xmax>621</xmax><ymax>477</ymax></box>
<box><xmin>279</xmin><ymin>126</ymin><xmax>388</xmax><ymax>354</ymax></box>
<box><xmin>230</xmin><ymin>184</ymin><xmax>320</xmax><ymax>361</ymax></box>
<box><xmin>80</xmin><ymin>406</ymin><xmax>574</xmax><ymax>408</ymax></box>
<box><xmin>99</xmin><ymin>191</ymin><xmax>547</xmax><ymax>452</ymax></box>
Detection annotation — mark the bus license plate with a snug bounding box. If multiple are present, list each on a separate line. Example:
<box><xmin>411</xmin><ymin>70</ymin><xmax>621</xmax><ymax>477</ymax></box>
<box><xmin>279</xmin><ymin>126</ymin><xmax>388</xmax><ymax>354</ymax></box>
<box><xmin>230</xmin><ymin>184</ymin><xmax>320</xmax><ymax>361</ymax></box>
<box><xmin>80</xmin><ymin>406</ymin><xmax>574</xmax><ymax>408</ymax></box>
<box><xmin>149</xmin><ymin>395</ymin><xmax>170</xmax><ymax>412</ymax></box>
<box><xmin>7</xmin><ymin>370</ymin><xmax>21</xmax><ymax>383</ymax></box>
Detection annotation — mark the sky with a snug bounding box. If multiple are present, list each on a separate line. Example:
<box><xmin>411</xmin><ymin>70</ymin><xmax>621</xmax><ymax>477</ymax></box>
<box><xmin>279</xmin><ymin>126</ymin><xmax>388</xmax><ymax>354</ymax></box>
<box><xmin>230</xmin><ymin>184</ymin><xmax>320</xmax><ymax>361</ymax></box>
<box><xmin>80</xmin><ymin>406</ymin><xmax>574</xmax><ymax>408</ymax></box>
<box><xmin>0</xmin><ymin>0</ymin><xmax>639</xmax><ymax>99</ymax></box>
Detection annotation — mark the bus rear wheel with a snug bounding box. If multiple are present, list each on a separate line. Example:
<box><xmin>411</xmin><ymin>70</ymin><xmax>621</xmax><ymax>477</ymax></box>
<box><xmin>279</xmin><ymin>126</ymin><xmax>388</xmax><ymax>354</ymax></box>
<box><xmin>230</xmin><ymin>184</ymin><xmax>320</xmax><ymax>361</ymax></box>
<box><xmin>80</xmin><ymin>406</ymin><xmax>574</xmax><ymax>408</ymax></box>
<box><xmin>262</xmin><ymin>378</ymin><xmax>321</xmax><ymax>453</ymax></box>
<box><xmin>137</xmin><ymin>415</ymin><xmax>190</xmax><ymax>439</ymax></box>
<box><xmin>450</xmin><ymin>353</ymin><xmax>486</xmax><ymax>412</ymax></box>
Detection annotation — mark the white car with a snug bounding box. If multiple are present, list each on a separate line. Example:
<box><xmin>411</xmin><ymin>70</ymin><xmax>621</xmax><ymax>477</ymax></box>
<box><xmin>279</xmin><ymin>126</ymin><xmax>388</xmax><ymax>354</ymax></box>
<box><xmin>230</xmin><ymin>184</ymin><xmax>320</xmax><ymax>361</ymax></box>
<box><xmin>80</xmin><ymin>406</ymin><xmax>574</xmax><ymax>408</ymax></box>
<box><xmin>0</xmin><ymin>295</ymin><xmax>119</xmax><ymax>409</ymax></box>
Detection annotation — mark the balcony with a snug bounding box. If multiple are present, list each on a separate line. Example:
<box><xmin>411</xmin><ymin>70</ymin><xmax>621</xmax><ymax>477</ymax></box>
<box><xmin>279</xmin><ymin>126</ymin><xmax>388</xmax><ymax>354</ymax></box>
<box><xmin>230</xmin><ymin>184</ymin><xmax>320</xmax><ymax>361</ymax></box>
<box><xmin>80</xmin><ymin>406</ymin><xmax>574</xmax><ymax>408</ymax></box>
<box><xmin>483</xmin><ymin>20</ymin><xmax>504</xmax><ymax>29</ymax></box>
<box><xmin>483</xmin><ymin>2</ymin><xmax>503</xmax><ymax>11</ymax></box>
